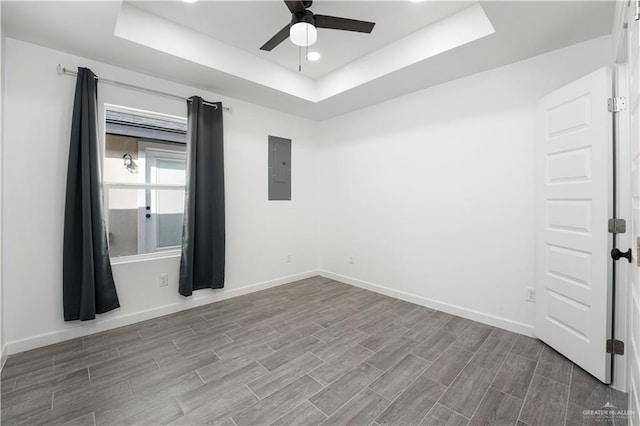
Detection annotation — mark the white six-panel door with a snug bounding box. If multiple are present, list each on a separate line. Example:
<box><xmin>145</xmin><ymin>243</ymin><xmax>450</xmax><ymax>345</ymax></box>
<box><xmin>535</xmin><ymin>67</ymin><xmax>613</xmax><ymax>383</ymax></box>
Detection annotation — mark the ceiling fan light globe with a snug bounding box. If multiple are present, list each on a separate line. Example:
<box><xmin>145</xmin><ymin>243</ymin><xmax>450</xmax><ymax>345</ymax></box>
<box><xmin>290</xmin><ymin>22</ymin><xmax>317</xmax><ymax>47</ymax></box>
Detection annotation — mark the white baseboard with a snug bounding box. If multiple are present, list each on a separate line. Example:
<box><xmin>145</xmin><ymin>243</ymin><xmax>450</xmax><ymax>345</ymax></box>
<box><xmin>320</xmin><ymin>270</ymin><xmax>535</xmax><ymax>337</ymax></box>
<box><xmin>5</xmin><ymin>268</ymin><xmax>536</xmax><ymax>355</ymax></box>
<box><xmin>5</xmin><ymin>270</ymin><xmax>321</xmax><ymax>356</ymax></box>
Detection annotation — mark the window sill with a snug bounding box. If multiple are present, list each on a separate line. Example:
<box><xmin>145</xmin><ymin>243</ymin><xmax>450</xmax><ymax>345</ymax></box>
<box><xmin>110</xmin><ymin>250</ymin><xmax>181</xmax><ymax>265</ymax></box>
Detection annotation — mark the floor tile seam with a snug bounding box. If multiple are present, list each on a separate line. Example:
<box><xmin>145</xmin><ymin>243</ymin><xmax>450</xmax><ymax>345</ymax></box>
<box><xmin>265</xmin><ymin>400</ymin><xmax>311</xmax><ymax>426</ymax></box>
<box><xmin>307</xmin><ymin>396</ymin><xmax>331</xmax><ymax>418</ymax></box>
<box><xmin>309</xmin><ymin>345</ymin><xmax>377</xmax><ymax>387</ymax></box>
<box><xmin>516</xmin><ymin>356</ymin><xmax>547</xmax><ymax>425</ymax></box>
<box><xmin>488</xmin><ymin>332</ymin><xmax>531</xmax><ymax>401</ymax></box>
<box><xmin>430</xmin><ymin>341</ymin><xmax>492</xmax><ymax>417</ymax></box>
<box><xmin>369</xmin><ymin>354</ymin><xmax>436</xmax><ymax>401</ymax></box>
<box><xmin>315</xmin><ymin>383</ymin><xmax>390</xmax><ymax>420</ymax></box>
<box><xmin>402</xmin><ymin>328</ymin><xmax>441</xmax><ymax>344</ymax></box>
<box><xmin>425</xmin><ymin>401</ymin><xmax>472</xmax><ymax>425</ymax></box>
<box><xmin>366</xmin><ymin>386</ymin><xmax>393</xmax><ymax>405</ymax></box>
<box><xmin>508</xmin><ymin>351</ymin><xmax>540</xmax><ymax>368</ymax></box>
<box><xmin>54</xmin><ymin>370</ymin><xmax>128</xmax><ymax>408</ymax></box>
<box><xmin>244</xmin><ymin>383</ymin><xmax>262</xmax><ymax>402</ymax></box>
<box><xmin>247</xmin><ymin>353</ymin><xmax>319</xmax><ymax>398</ymax></box>
<box><xmin>528</xmin><ymin>364</ymin><xmax>574</xmax><ymax>389</ymax></box>
<box><xmin>266</xmin><ymin>327</ymin><xmax>330</xmax><ymax>352</ymax></box>
<box><xmin>533</xmin><ymin>364</ymin><xmax>573</xmax><ymax>388</ymax></box>
<box><xmin>329</xmin><ymin>341</ymin><xmax>375</xmax><ymax>365</ymax></box>
<box><xmin>210</xmin><ymin>348</ymin><xmax>223</xmax><ymax>362</ymax></box>
<box><xmin>561</xmin><ymin>364</ymin><xmax>576</xmax><ymax>426</ymax></box>
<box><xmin>509</xmin><ymin>341</ymin><xmax>543</xmax><ymax>364</ymax></box>
<box><xmin>355</xmin><ymin>330</ymin><xmax>408</xmax><ymax>358</ymax></box>
<box><xmin>170</xmin><ymin>339</ymin><xmax>181</xmax><ymax>351</ymax></box>
<box><xmin>224</xmin><ymin>325</ymin><xmax>282</xmax><ymax>345</ymax></box>
<box><xmin>371</xmin><ymin>358</ymin><xmax>444</xmax><ymax>424</ymax></box>
<box><xmin>313</xmin><ymin>325</ymin><xmax>364</xmax><ymax>345</ymax></box>
<box><xmin>308</xmin><ymin>353</ymin><xmax>382</xmax><ymax>391</ymax></box>
<box><xmin>448</xmin><ymin>332</ymin><xmax>512</xmax><ymax>421</ymax></box>
<box><xmin>180</xmin><ymin>369</ymin><xmax>263</xmax><ymax>417</ymax></box>
<box><xmin>310</xmin><ymin>345</ymin><xmax>338</xmax><ymax>363</ymax></box>
<box><xmin>194</xmin><ymin>369</ymin><xmax>206</xmax><ymax>386</ymax></box>
<box><xmin>300</xmin><ymin>374</ymin><xmax>326</xmax><ymax>404</ymax></box>
<box><xmin>411</xmin><ymin>331</ymin><xmax>462</xmax><ymax>362</ymax></box>
<box><xmin>465</xmin><ymin>341</ymin><xmax>515</xmax><ymax>423</ymax></box>
<box><xmin>424</xmin><ymin>342</ymin><xmax>472</xmax><ymax>377</ymax></box>
<box><xmin>443</xmin><ymin>321</ymin><xmax>474</xmax><ymax>339</ymax></box>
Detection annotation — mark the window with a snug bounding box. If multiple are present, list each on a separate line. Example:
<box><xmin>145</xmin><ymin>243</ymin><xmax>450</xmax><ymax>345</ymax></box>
<box><xmin>104</xmin><ymin>106</ymin><xmax>187</xmax><ymax>260</ymax></box>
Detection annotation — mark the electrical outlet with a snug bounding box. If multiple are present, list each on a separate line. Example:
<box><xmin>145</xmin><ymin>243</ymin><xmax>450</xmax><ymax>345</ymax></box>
<box><xmin>287</xmin><ymin>254</ymin><xmax>292</xmax><ymax>263</ymax></box>
<box><xmin>349</xmin><ymin>256</ymin><xmax>354</xmax><ymax>264</ymax></box>
<box><xmin>158</xmin><ymin>273</ymin><xmax>169</xmax><ymax>287</ymax></box>
<box><xmin>526</xmin><ymin>287</ymin><xmax>536</xmax><ymax>302</ymax></box>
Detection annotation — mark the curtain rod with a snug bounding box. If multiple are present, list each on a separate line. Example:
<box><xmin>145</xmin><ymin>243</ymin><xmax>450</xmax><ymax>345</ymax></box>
<box><xmin>56</xmin><ymin>65</ymin><xmax>231</xmax><ymax>112</ymax></box>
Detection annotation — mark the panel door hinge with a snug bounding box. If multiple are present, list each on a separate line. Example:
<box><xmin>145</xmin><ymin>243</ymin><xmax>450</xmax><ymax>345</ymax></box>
<box><xmin>608</xmin><ymin>218</ymin><xmax>627</xmax><ymax>234</ymax></box>
<box><xmin>606</xmin><ymin>339</ymin><xmax>625</xmax><ymax>355</ymax></box>
<box><xmin>608</xmin><ymin>97</ymin><xmax>627</xmax><ymax>112</ymax></box>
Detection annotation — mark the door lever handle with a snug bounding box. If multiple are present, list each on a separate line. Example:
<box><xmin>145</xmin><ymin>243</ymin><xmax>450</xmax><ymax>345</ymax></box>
<box><xmin>611</xmin><ymin>248</ymin><xmax>632</xmax><ymax>263</ymax></box>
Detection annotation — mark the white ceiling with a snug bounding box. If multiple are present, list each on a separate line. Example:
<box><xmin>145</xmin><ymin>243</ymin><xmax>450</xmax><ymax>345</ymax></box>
<box><xmin>129</xmin><ymin>1</ymin><xmax>474</xmax><ymax>79</ymax></box>
<box><xmin>1</xmin><ymin>1</ymin><xmax>614</xmax><ymax>120</ymax></box>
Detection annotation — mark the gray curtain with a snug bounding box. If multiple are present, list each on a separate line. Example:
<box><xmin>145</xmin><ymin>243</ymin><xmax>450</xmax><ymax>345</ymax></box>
<box><xmin>63</xmin><ymin>67</ymin><xmax>120</xmax><ymax>321</ymax></box>
<box><xmin>179</xmin><ymin>96</ymin><xmax>225</xmax><ymax>296</ymax></box>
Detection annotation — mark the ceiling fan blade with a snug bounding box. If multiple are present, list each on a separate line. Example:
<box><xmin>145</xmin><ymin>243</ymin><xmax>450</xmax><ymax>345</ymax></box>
<box><xmin>284</xmin><ymin>0</ymin><xmax>306</xmax><ymax>14</ymax></box>
<box><xmin>260</xmin><ymin>23</ymin><xmax>291</xmax><ymax>51</ymax></box>
<box><xmin>314</xmin><ymin>15</ymin><xmax>375</xmax><ymax>33</ymax></box>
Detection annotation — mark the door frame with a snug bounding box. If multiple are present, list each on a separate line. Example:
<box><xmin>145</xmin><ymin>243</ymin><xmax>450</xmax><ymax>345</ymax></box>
<box><xmin>612</xmin><ymin>0</ymin><xmax>631</xmax><ymax>392</ymax></box>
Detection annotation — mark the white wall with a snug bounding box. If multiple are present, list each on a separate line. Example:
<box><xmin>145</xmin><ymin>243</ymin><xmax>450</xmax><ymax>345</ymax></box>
<box><xmin>317</xmin><ymin>35</ymin><xmax>613</xmax><ymax>336</ymax></box>
<box><xmin>0</xmin><ymin>3</ymin><xmax>5</xmax><ymax>368</ymax></box>
<box><xmin>2</xmin><ymin>39</ymin><xmax>319</xmax><ymax>353</ymax></box>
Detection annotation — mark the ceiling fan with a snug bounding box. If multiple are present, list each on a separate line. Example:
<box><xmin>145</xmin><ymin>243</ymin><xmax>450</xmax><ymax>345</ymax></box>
<box><xmin>260</xmin><ymin>0</ymin><xmax>376</xmax><ymax>51</ymax></box>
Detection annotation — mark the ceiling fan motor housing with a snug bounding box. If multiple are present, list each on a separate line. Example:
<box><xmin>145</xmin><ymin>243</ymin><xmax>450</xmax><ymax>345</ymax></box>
<box><xmin>291</xmin><ymin>10</ymin><xmax>315</xmax><ymax>27</ymax></box>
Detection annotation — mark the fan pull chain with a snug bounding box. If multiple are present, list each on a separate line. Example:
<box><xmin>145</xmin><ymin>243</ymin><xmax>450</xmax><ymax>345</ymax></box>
<box><xmin>297</xmin><ymin>20</ymin><xmax>312</xmax><ymax>73</ymax></box>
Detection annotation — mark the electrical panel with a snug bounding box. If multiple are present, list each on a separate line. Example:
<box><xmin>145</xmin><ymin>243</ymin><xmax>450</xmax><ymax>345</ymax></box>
<box><xmin>268</xmin><ymin>136</ymin><xmax>291</xmax><ymax>200</ymax></box>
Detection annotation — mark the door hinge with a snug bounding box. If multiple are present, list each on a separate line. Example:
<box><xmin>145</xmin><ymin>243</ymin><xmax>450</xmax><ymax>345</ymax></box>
<box><xmin>608</xmin><ymin>97</ymin><xmax>627</xmax><ymax>112</ymax></box>
<box><xmin>606</xmin><ymin>339</ymin><xmax>625</xmax><ymax>355</ymax></box>
<box><xmin>608</xmin><ymin>218</ymin><xmax>626</xmax><ymax>234</ymax></box>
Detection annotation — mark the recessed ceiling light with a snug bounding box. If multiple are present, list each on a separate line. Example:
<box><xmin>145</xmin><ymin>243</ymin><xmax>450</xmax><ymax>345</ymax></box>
<box><xmin>183</xmin><ymin>0</ymin><xmax>198</xmax><ymax>3</ymax></box>
<box><xmin>307</xmin><ymin>51</ymin><xmax>321</xmax><ymax>61</ymax></box>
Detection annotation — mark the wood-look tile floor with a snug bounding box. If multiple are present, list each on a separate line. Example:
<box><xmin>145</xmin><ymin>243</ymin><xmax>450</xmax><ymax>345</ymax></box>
<box><xmin>1</xmin><ymin>277</ymin><xmax>629</xmax><ymax>426</ymax></box>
